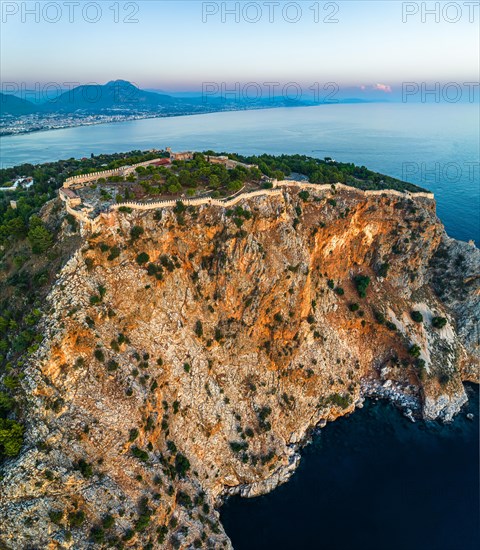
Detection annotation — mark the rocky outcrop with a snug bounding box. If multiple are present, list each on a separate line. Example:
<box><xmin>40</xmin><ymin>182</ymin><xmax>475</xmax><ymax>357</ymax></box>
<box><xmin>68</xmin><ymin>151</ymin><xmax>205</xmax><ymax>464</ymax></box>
<box><xmin>0</xmin><ymin>186</ymin><xmax>478</xmax><ymax>549</ymax></box>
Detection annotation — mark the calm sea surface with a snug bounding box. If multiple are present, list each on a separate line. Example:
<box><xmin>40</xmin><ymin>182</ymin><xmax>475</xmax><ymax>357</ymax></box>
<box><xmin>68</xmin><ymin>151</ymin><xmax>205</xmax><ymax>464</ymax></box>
<box><xmin>221</xmin><ymin>386</ymin><xmax>479</xmax><ymax>550</ymax></box>
<box><xmin>1</xmin><ymin>104</ymin><xmax>479</xmax><ymax>549</ymax></box>
<box><xmin>1</xmin><ymin>103</ymin><xmax>479</xmax><ymax>241</ymax></box>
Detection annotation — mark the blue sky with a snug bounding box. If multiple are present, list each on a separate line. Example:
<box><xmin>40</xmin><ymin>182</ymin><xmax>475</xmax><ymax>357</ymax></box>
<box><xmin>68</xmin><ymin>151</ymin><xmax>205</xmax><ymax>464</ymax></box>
<box><xmin>1</xmin><ymin>0</ymin><xmax>479</xmax><ymax>95</ymax></box>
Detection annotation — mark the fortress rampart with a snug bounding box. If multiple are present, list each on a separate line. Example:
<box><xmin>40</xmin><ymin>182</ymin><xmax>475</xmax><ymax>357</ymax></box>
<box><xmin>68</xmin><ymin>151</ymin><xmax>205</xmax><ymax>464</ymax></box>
<box><xmin>61</xmin><ymin>170</ymin><xmax>434</xmax><ymax>231</ymax></box>
<box><xmin>63</xmin><ymin>159</ymin><xmax>163</xmax><ymax>187</ymax></box>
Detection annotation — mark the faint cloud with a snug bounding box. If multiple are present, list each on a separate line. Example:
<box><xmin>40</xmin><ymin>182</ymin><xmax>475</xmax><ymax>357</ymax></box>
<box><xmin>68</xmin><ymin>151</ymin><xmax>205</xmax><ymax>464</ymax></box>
<box><xmin>373</xmin><ymin>83</ymin><xmax>392</xmax><ymax>93</ymax></box>
<box><xmin>357</xmin><ymin>83</ymin><xmax>392</xmax><ymax>93</ymax></box>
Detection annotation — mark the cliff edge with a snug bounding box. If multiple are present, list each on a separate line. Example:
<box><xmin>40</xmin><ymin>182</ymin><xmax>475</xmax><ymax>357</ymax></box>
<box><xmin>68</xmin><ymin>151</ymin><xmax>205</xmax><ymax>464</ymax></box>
<box><xmin>0</xmin><ymin>185</ymin><xmax>478</xmax><ymax>549</ymax></box>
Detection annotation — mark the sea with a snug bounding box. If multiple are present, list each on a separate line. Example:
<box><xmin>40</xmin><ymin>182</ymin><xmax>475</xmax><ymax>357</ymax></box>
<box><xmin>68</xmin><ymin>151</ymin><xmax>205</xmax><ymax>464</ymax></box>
<box><xmin>1</xmin><ymin>102</ymin><xmax>479</xmax><ymax>242</ymax></box>
<box><xmin>1</xmin><ymin>102</ymin><xmax>479</xmax><ymax>549</ymax></box>
<box><xmin>221</xmin><ymin>385</ymin><xmax>479</xmax><ymax>550</ymax></box>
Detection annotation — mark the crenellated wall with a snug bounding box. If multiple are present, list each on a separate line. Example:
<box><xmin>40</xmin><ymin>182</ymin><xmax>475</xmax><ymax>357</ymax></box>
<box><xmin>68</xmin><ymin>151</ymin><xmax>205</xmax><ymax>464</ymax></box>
<box><xmin>274</xmin><ymin>180</ymin><xmax>434</xmax><ymax>200</ymax></box>
<box><xmin>110</xmin><ymin>188</ymin><xmax>284</xmax><ymax>211</ymax></box>
<box><xmin>64</xmin><ymin>159</ymin><xmax>163</xmax><ymax>187</ymax></box>
<box><xmin>109</xmin><ymin>181</ymin><xmax>433</xmax><ymax>213</ymax></box>
<box><xmin>61</xmin><ymin>175</ymin><xmax>434</xmax><ymax>232</ymax></box>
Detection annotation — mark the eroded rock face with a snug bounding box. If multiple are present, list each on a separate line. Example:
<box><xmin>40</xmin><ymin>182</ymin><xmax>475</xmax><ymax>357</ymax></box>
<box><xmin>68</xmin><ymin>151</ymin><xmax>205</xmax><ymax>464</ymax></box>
<box><xmin>1</xmin><ymin>188</ymin><xmax>478</xmax><ymax>549</ymax></box>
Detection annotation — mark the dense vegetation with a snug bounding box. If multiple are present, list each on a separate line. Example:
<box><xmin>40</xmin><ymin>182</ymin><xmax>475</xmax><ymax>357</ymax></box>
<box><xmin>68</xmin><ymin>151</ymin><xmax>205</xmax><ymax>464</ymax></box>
<box><xmin>162</xmin><ymin>155</ymin><xmax>262</xmax><ymax>195</ymax></box>
<box><xmin>120</xmin><ymin>154</ymin><xmax>264</xmax><ymax>200</ymax></box>
<box><xmin>85</xmin><ymin>151</ymin><xmax>427</xmax><ymax>206</ymax></box>
<box><xmin>225</xmin><ymin>152</ymin><xmax>426</xmax><ymax>192</ymax></box>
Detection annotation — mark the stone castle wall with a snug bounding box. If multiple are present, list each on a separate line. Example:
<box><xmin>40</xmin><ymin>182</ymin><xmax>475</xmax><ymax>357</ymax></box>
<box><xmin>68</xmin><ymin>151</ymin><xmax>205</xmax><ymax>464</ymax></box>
<box><xmin>64</xmin><ymin>159</ymin><xmax>163</xmax><ymax>187</ymax></box>
<box><xmin>62</xmin><ymin>174</ymin><xmax>434</xmax><ymax>231</ymax></box>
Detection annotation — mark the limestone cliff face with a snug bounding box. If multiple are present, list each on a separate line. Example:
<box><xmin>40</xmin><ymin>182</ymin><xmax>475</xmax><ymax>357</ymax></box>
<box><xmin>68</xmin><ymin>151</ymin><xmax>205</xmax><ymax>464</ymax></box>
<box><xmin>1</xmin><ymin>187</ymin><xmax>478</xmax><ymax>549</ymax></box>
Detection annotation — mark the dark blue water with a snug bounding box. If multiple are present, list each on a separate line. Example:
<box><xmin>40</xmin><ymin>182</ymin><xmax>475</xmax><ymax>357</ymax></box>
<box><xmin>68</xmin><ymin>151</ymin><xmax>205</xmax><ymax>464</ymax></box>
<box><xmin>1</xmin><ymin>103</ymin><xmax>479</xmax><ymax>242</ymax></box>
<box><xmin>221</xmin><ymin>384</ymin><xmax>479</xmax><ymax>550</ymax></box>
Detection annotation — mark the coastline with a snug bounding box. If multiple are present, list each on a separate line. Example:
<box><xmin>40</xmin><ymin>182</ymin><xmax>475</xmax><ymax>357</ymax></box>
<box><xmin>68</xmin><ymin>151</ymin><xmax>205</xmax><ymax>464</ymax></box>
<box><xmin>220</xmin><ymin>383</ymin><xmax>479</xmax><ymax>550</ymax></box>
<box><xmin>0</xmin><ymin>103</ymin><xmax>311</xmax><ymax>139</ymax></box>
<box><xmin>219</xmin><ymin>378</ymin><xmax>478</xmax><ymax>504</ymax></box>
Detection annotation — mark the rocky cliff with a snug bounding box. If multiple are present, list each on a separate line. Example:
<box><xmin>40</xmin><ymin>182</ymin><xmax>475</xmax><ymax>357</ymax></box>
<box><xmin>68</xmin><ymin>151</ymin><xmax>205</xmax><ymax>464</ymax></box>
<box><xmin>0</xmin><ymin>185</ymin><xmax>478</xmax><ymax>549</ymax></box>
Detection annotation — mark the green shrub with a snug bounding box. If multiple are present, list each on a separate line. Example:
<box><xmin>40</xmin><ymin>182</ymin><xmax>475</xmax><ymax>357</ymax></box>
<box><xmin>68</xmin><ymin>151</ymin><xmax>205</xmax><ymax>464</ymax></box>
<box><xmin>107</xmin><ymin>246</ymin><xmax>121</xmax><ymax>261</ymax></box>
<box><xmin>349</xmin><ymin>303</ymin><xmax>359</xmax><ymax>312</ymax></box>
<box><xmin>373</xmin><ymin>309</ymin><xmax>385</xmax><ymax>324</ymax></box>
<box><xmin>3</xmin><ymin>376</ymin><xmax>19</xmax><ymax>391</ymax></box>
<box><xmin>439</xmin><ymin>372</ymin><xmax>451</xmax><ymax>386</ymax></box>
<box><xmin>229</xmin><ymin>441</ymin><xmax>248</xmax><ymax>453</ymax></box>
<box><xmin>354</xmin><ymin>275</ymin><xmax>370</xmax><ymax>298</ymax></box>
<box><xmin>136</xmin><ymin>252</ymin><xmax>150</xmax><ymax>265</ymax></box>
<box><xmin>110</xmin><ymin>339</ymin><xmax>120</xmax><ymax>352</ymax></box>
<box><xmin>94</xmin><ymin>349</ymin><xmax>105</xmax><ymax>362</ymax></box>
<box><xmin>135</xmin><ymin>512</ymin><xmax>152</xmax><ymax>532</ymax></box>
<box><xmin>257</xmin><ymin>406</ymin><xmax>272</xmax><ymax>431</ymax></box>
<box><xmin>0</xmin><ymin>419</ymin><xmax>24</xmax><ymax>457</ymax></box>
<box><xmin>131</xmin><ymin>446</ymin><xmax>149</xmax><ymax>462</ymax></box>
<box><xmin>48</xmin><ymin>510</ymin><xmax>64</xmax><ymax>525</ymax></box>
<box><xmin>415</xmin><ymin>359</ymin><xmax>427</xmax><ymax>381</ymax></box>
<box><xmin>76</xmin><ymin>458</ymin><xmax>93</xmax><ymax>478</ymax></box>
<box><xmin>334</xmin><ymin>287</ymin><xmax>344</xmax><ymax>296</ymax></box>
<box><xmin>68</xmin><ymin>510</ymin><xmax>85</xmax><ymax>528</ymax></box>
<box><xmin>89</xmin><ymin>295</ymin><xmax>101</xmax><ymax>305</ymax></box>
<box><xmin>157</xmin><ymin>525</ymin><xmax>168</xmax><ymax>544</ymax></box>
<box><xmin>135</xmin><ymin>497</ymin><xmax>153</xmax><ymax>532</ymax></box>
<box><xmin>177</xmin><ymin>491</ymin><xmax>193</xmax><ymax>508</ymax></box>
<box><xmin>28</xmin><ymin>216</ymin><xmax>53</xmax><ymax>254</ymax></box>
<box><xmin>410</xmin><ymin>311</ymin><xmax>423</xmax><ymax>323</ymax></box>
<box><xmin>194</xmin><ymin>320</ymin><xmax>203</xmax><ymax>337</ymax></box>
<box><xmin>432</xmin><ymin>316</ymin><xmax>447</xmax><ymax>329</ymax></box>
<box><xmin>378</xmin><ymin>262</ymin><xmax>390</xmax><ymax>277</ymax></box>
<box><xmin>167</xmin><ymin>440</ymin><xmax>177</xmax><ymax>453</ymax></box>
<box><xmin>175</xmin><ymin>452</ymin><xmax>191</xmax><ymax>477</ymax></box>
<box><xmin>147</xmin><ymin>263</ymin><xmax>160</xmax><ymax>277</ymax></box>
<box><xmin>326</xmin><ymin>393</ymin><xmax>351</xmax><ymax>409</ymax></box>
<box><xmin>409</xmin><ymin>344</ymin><xmax>421</xmax><ymax>358</ymax></box>
<box><xmin>123</xmin><ymin>528</ymin><xmax>134</xmax><ymax>541</ymax></box>
<box><xmin>0</xmin><ymin>391</ymin><xmax>14</xmax><ymax>416</ymax></box>
<box><xmin>130</xmin><ymin>225</ymin><xmax>144</xmax><ymax>241</ymax></box>
<box><xmin>90</xmin><ymin>526</ymin><xmax>105</xmax><ymax>543</ymax></box>
<box><xmin>298</xmin><ymin>190</ymin><xmax>309</xmax><ymax>201</ymax></box>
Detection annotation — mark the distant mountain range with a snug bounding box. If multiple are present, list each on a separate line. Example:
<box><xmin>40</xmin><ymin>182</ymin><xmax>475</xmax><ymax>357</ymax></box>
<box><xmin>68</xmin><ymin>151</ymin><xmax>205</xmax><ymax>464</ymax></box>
<box><xmin>1</xmin><ymin>80</ymin><xmax>181</xmax><ymax>115</ymax></box>
<box><xmin>0</xmin><ymin>79</ymin><xmax>385</xmax><ymax>118</ymax></box>
<box><xmin>0</xmin><ymin>93</ymin><xmax>39</xmax><ymax>115</ymax></box>
<box><xmin>44</xmin><ymin>80</ymin><xmax>179</xmax><ymax>111</ymax></box>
